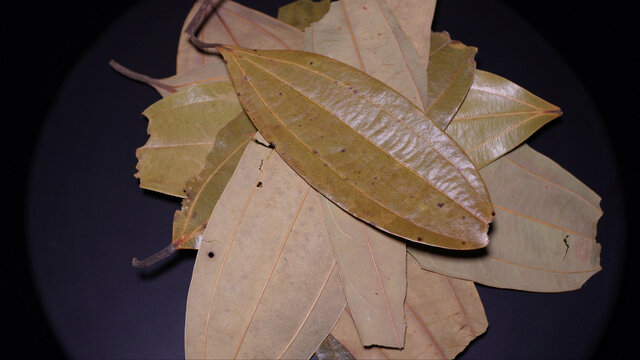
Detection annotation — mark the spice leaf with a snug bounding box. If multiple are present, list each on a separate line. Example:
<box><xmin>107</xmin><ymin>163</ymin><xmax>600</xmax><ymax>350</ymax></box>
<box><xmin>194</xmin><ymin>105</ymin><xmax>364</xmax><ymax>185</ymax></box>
<box><xmin>219</xmin><ymin>45</ymin><xmax>494</xmax><ymax>249</ymax></box>
<box><xmin>277</xmin><ymin>0</ymin><xmax>331</xmax><ymax>31</ymax></box>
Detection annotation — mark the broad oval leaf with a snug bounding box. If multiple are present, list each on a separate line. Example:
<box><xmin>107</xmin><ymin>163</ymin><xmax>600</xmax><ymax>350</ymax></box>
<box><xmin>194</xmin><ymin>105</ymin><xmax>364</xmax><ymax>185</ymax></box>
<box><xmin>446</xmin><ymin>70</ymin><xmax>562</xmax><ymax>168</ymax></box>
<box><xmin>321</xmin><ymin>198</ymin><xmax>406</xmax><ymax>348</ymax></box>
<box><xmin>218</xmin><ymin>45</ymin><xmax>494</xmax><ymax>249</ymax></box>
<box><xmin>426</xmin><ymin>32</ymin><xmax>477</xmax><ymax>129</ymax></box>
<box><xmin>135</xmin><ymin>81</ymin><xmax>243</xmax><ymax>197</ymax></box>
<box><xmin>408</xmin><ymin>144</ymin><xmax>602</xmax><ymax>292</ymax></box>
<box><xmin>185</xmin><ymin>138</ymin><xmax>346</xmax><ymax>359</ymax></box>
<box><xmin>177</xmin><ymin>0</ymin><xmax>304</xmax><ymax>74</ymax></box>
<box><xmin>331</xmin><ymin>255</ymin><xmax>488</xmax><ymax>359</ymax></box>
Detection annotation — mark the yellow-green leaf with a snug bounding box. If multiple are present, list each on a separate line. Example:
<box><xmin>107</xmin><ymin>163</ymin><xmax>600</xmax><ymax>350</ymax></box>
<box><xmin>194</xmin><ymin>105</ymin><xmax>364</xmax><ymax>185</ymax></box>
<box><xmin>185</xmin><ymin>137</ymin><xmax>346</xmax><ymax>359</ymax></box>
<box><xmin>303</xmin><ymin>0</ymin><xmax>429</xmax><ymax>112</ymax></box>
<box><xmin>135</xmin><ymin>81</ymin><xmax>243</xmax><ymax>197</ymax></box>
<box><xmin>219</xmin><ymin>45</ymin><xmax>494</xmax><ymax>249</ymax></box>
<box><xmin>408</xmin><ymin>144</ymin><xmax>602</xmax><ymax>292</ymax></box>
<box><xmin>426</xmin><ymin>31</ymin><xmax>477</xmax><ymax>129</ymax></box>
<box><xmin>277</xmin><ymin>0</ymin><xmax>331</xmax><ymax>31</ymax></box>
<box><xmin>321</xmin><ymin>198</ymin><xmax>406</xmax><ymax>348</ymax></box>
<box><xmin>177</xmin><ymin>0</ymin><xmax>304</xmax><ymax>74</ymax></box>
<box><xmin>446</xmin><ymin>70</ymin><xmax>562</xmax><ymax>168</ymax></box>
<box><xmin>171</xmin><ymin>112</ymin><xmax>256</xmax><ymax>250</ymax></box>
<box><xmin>331</xmin><ymin>255</ymin><xmax>487</xmax><ymax>359</ymax></box>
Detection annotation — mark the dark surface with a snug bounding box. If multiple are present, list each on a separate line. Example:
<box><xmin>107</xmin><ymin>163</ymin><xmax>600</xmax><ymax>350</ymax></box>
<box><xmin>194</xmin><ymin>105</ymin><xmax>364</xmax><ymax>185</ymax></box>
<box><xmin>9</xmin><ymin>0</ymin><xmax>636</xmax><ymax>358</ymax></box>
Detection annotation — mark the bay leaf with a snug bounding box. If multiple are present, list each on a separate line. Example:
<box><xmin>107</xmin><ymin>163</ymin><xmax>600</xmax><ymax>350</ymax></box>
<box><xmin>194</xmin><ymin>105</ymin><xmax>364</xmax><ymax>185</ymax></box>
<box><xmin>426</xmin><ymin>31</ymin><xmax>477</xmax><ymax>129</ymax></box>
<box><xmin>303</xmin><ymin>0</ymin><xmax>429</xmax><ymax>112</ymax></box>
<box><xmin>177</xmin><ymin>0</ymin><xmax>304</xmax><ymax>75</ymax></box>
<box><xmin>135</xmin><ymin>81</ymin><xmax>243</xmax><ymax>197</ymax></box>
<box><xmin>321</xmin><ymin>199</ymin><xmax>406</xmax><ymax>348</ymax></box>
<box><xmin>331</xmin><ymin>255</ymin><xmax>488</xmax><ymax>359</ymax></box>
<box><xmin>171</xmin><ymin>112</ymin><xmax>256</xmax><ymax>250</ymax></box>
<box><xmin>446</xmin><ymin>70</ymin><xmax>562</xmax><ymax>169</ymax></box>
<box><xmin>185</xmin><ymin>137</ymin><xmax>346</xmax><ymax>359</ymax></box>
<box><xmin>315</xmin><ymin>334</ymin><xmax>355</xmax><ymax>360</ymax></box>
<box><xmin>218</xmin><ymin>45</ymin><xmax>494</xmax><ymax>249</ymax></box>
<box><xmin>277</xmin><ymin>0</ymin><xmax>331</xmax><ymax>31</ymax></box>
<box><xmin>408</xmin><ymin>144</ymin><xmax>602</xmax><ymax>292</ymax></box>
<box><xmin>385</xmin><ymin>0</ymin><xmax>437</xmax><ymax>67</ymax></box>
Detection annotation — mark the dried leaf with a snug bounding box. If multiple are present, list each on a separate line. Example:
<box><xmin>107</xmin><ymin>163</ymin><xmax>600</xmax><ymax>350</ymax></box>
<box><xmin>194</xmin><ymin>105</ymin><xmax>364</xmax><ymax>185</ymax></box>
<box><xmin>218</xmin><ymin>45</ymin><xmax>494</xmax><ymax>249</ymax></box>
<box><xmin>385</xmin><ymin>0</ymin><xmax>437</xmax><ymax>67</ymax></box>
<box><xmin>315</xmin><ymin>334</ymin><xmax>355</xmax><ymax>360</ymax></box>
<box><xmin>426</xmin><ymin>32</ymin><xmax>477</xmax><ymax>129</ymax></box>
<box><xmin>172</xmin><ymin>112</ymin><xmax>256</xmax><ymax>250</ymax></box>
<box><xmin>321</xmin><ymin>199</ymin><xmax>406</xmax><ymax>348</ymax></box>
<box><xmin>446</xmin><ymin>70</ymin><xmax>562</xmax><ymax>168</ymax></box>
<box><xmin>177</xmin><ymin>0</ymin><xmax>304</xmax><ymax>75</ymax></box>
<box><xmin>185</xmin><ymin>137</ymin><xmax>346</xmax><ymax>359</ymax></box>
<box><xmin>331</xmin><ymin>255</ymin><xmax>487</xmax><ymax>359</ymax></box>
<box><xmin>409</xmin><ymin>144</ymin><xmax>602</xmax><ymax>292</ymax></box>
<box><xmin>135</xmin><ymin>81</ymin><xmax>243</xmax><ymax>197</ymax></box>
<box><xmin>304</xmin><ymin>0</ymin><xmax>429</xmax><ymax>111</ymax></box>
<box><xmin>277</xmin><ymin>0</ymin><xmax>331</xmax><ymax>31</ymax></box>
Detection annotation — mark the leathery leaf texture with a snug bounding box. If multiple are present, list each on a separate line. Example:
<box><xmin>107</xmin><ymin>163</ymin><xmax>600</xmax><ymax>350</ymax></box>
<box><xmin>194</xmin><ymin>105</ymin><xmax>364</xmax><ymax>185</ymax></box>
<box><xmin>218</xmin><ymin>45</ymin><xmax>494</xmax><ymax>250</ymax></box>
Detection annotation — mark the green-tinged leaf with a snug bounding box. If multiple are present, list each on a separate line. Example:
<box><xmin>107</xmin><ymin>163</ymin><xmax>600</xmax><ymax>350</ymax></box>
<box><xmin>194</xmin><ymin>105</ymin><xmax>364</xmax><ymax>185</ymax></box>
<box><xmin>303</xmin><ymin>0</ymin><xmax>429</xmax><ymax>112</ymax></box>
<box><xmin>277</xmin><ymin>0</ymin><xmax>331</xmax><ymax>31</ymax></box>
<box><xmin>185</xmin><ymin>137</ymin><xmax>346</xmax><ymax>359</ymax></box>
<box><xmin>135</xmin><ymin>81</ymin><xmax>243</xmax><ymax>197</ymax></box>
<box><xmin>219</xmin><ymin>45</ymin><xmax>493</xmax><ymax>249</ymax></box>
<box><xmin>315</xmin><ymin>334</ymin><xmax>355</xmax><ymax>360</ymax></box>
<box><xmin>172</xmin><ymin>112</ymin><xmax>256</xmax><ymax>250</ymax></box>
<box><xmin>426</xmin><ymin>31</ymin><xmax>477</xmax><ymax>129</ymax></box>
<box><xmin>177</xmin><ymin>0</ymin><xmax>304</xmax><ymax>74</ymax></box>
<box><xmin>332</xmin><ymin>255</ymin><xmax>487</xmax><ymax>359</ymax></box>
<box><xmin>321</xmin><ymin>198</ymin><xmax>406</xmax><ymax>348</ymax></box>
<box><xmin>445</xmin><ymin>70</ymin><xmax>562</xmax><ymax>168</ymax></box>
<box><xmin>409</xmin><ymin>144</ymin><xmax>602</xmax><ymax>292</ymax></box>
<box><xmin>385</xmin><ymin>0</ymin><xmax>437</xmax><ymax>66</ymax></box>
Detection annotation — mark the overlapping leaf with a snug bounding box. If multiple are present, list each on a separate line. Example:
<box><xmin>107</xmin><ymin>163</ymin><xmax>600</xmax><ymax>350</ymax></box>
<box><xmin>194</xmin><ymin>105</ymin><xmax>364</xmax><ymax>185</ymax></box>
<box><xmin>331</xmin><ymin>255</ymin><xmax>488</xmax><ymax>359</ymax></box>
<box><xmin>277</xmin><ymin>0</ymin><xmax>331</xmax><ymax>31</ymax></box>
<box><xmin>409</xmin><ymin>144</ymin><xmax>602</xmax><ymax>292</ymax></box>
<box><xmin>385</xmin><ymin>0</ymin><xmax>437</xmax><ymax>67</ymax></box>
<box><xmin>219</xmin><ymin>45</ymin><xmax>494</xmax><ymax>249</ymax></box>
<box><xmin>185</xmin><ymin>137</ymin><xmax>346</xmax><ymax>359</ymax></box>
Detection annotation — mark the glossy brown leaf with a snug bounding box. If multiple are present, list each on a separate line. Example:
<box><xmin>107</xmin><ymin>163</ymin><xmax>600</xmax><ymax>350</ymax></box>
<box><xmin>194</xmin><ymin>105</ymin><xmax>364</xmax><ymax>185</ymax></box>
<box><xmin>218</xmin><ymin>45</ymin><xmax>494</xmax><ymax>249</ymax></box>
<box><xmin>409</xmin><ymin>144</ymin><xmax>602</xmax><ymax>292</ymax></box>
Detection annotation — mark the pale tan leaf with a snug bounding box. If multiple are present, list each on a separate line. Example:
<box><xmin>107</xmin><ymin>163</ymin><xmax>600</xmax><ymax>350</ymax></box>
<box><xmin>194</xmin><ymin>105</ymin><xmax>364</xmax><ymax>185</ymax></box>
<box><xmin>185</xmin><ymin>137</ymin><xmax>346</xmax><ymax>359</ymax></box>
<box><xmin>321</xmin><ymin>199</ymin><xmax>406</xmax><ymax>348</ymax></box>
<box><xmin>177</xmin><ymin>0</ymin><xmax>304</xmax><ymax>75</ymax></box>
<box><xmin>304</xmin><ymin>0</ymin><xmax>429</xmax><ymax>112</ymax></box>
<box><xmin>409</xmin><ymin>144</ymin><xmax>603</xmax><ymax>292</ymax></box>
<box><xmin>385</xmin><ymin>0</ymin><xmax>437</xmax><ymax>66</ymax></box>
<box><xmin>331</xmin><ymin>255</ymin><xmax>487</xmax><ymax>359</ymax></box>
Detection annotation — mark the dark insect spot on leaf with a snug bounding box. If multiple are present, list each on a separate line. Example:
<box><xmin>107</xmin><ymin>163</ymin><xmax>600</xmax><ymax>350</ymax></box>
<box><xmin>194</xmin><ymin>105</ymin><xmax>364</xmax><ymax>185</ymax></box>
<box><xmin>437</xmin><ymin>202</ymin><xmax>444</xmax><ymax>208</ymax></box>
<box><xmin>279</xmin><ymin>92</ymin><xmax>283</xmax><ymax>96</ymax></box>
<box><xmin>417</xmin><ymin>237</ymin><xmax>422</xmax><ymax>241</ymax></box>
<box><xmin>461</xmin><ymin>241</ymin><xmax>466</xmax><ymax>245</ymax></box>
<box><xmin>268</xmin><ymin>142</ymin><xmax>276</xmax><ymax>149</ymax></box>
<box><xmin>237</xmin><ymin>92</ymin><xmax>241</xmax><ymax>96</ymax></box>
<box><xmin>208</xmin><ymin>251</ymin><xmax>215</xmax><ymax>258</ymax></box>
<box><xmin>313</xmin><ymin>149</ymin><xmax>318</xmax><ymax>154</ymax></box>
<box><xmin>257</xmin><ymin>181</ymin><xmax>263</xmax><ymax>188</ymax></box>
<box><xmin>340</xmin><ymin>148</ymin><xmax>346</xmax><ymax>152</ymax></box>
<box><xmin>353</xmin><ymin>89</ymin><xmax>358</xmax><ymax>94</ymax></box>
<box><xmin>461</xmin><ymin>215</ymin><xmax>466</xmax><ymax>220</ymax></box>
<box><xmin>309</xmin><ymin>61</ymin><xmax>314</xmax><ymax>65</ymax></box>
<box><xmin>374</xmin><ymin>292</ymin><xmax>378</xmax><ymax>295</ymax></box>
<box><xmin>242</xmin><ymin>75</ymin><xmax>248</xmax><ymax>81</ymax></box>
<box><xmin>491</xmin><ymin>211</ymin><xmax>496</xmax><ymax>216</ymax></box>
<box><xmin>252</xmin><ymin>49</ymin><xmax>258</xmax><ymax>52</ymax></box>
<box><xmin>371</xmin><ymin>182</ymin><xmax>375</xmax><ymax>185</ymax></box>
<box><xmin>362</xmin><ymin>5</ymin><xmax>367</xmax><ymax>9</ymax></box>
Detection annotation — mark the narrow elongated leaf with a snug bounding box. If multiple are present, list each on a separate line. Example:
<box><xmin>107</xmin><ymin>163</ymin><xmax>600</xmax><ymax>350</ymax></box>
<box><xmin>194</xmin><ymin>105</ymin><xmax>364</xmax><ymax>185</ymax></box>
<box><xmin>321</xmin><ymin>199</ymin><xmax>406</xmax><ymax>348</ymax></box>
<box><xmin>409</xmin><ymin>144</ymin><xmax>602</xmax><ymax>292</ymax></box>
<box><xmin>219</xmin><ymin>45</ymin><xmax>494</xmax><ymax>249</ymax></box>
<box><xmin>446</xmin><ymin>70</ymin><xmax>562</xmax><ymax>168</ymax></box>
<box><xmin>172</xmin><ymin>112</ymin><xmax>256</xmax><ymax>250</ymax></box>
<box><xmin>315</xmin><ymin>334</ymin><xmax>355</xmax><ymax>360</ymax></box>
<box><xmin>385</xmin><ymin>0</ymin><xmax>437</xmax><ymax>67</ymax></box>
<box><xmin>332</xmin><ymin>255</ymin><xmax>487</xmax><ymax>359</ymax></box>
<box><xmin>426</xmin><ymin>32</ymin><xmax>477</xmax><ymax>129</ymax></box>
<box><xmin>177</xmin><ymin>0</ymin><xmax>304</xmax><ymax>74</ymax></box>
<box><xmin>304</xmin><ymin>0</ymin><xmax>429</xmax><ymax>112</ymax></box>
<box><xmin>185</xmin><ymin>138</ymin><xmax>346</xmax><ymax>359</ymax></box>
<box><xmin>277</xmin><ymin>0</ymin><xmax>331</xmax><ymax>31</ymax></box>
<box><xmin>135</xmin><ymin>81</ymin><xmax>243</xmax><ymax>197</ymax></box>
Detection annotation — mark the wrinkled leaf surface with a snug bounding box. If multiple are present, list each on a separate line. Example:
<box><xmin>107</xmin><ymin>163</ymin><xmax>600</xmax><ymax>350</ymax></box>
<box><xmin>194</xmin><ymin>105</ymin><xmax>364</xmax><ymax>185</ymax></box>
<box><xmin>409</xmin><ymin>144</ymin><xmax>602</xmax><ymax>292</ymax></box>
<box><xmin>219</xmin><ymin>45</ymin><xmax>493</xmax><ymax>249</ymax></box>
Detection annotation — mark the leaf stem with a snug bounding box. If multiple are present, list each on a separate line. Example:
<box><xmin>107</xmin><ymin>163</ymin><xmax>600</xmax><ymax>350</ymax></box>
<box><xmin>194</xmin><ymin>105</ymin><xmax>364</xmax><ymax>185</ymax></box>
<box><xmin>132</xmin><ymin>243</ymin><xmax>177</xmax><ymax>268</ymax></box>
<box><xmin>109</xmin><ymin>60</ymin><xmax>177</xmax><ymax>93</ymax></box>
<box><xmin>184</xmin><ymin>0</ymin><xmax>229</xmax><ymax>52</ymax></box>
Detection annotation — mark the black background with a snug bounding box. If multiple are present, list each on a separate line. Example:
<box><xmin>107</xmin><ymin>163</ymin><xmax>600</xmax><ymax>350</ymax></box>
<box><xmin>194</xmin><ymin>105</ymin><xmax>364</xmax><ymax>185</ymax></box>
<box><xmin>5</xmin><ymin>0</ymin><xmax>637</xmax><ymax>358</ymax></box>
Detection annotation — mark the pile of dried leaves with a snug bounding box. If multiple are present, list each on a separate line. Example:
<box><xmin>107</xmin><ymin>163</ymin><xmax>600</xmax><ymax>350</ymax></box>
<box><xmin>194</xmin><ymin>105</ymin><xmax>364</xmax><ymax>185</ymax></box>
<box><xmin>111</xmin><ymin>0</ymin><xmax>603</xmax><ymax>358</ymax></box>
